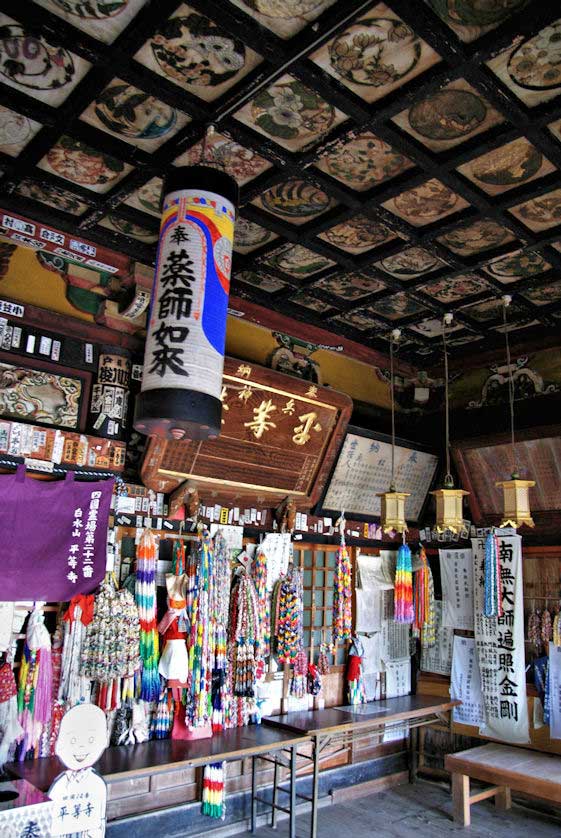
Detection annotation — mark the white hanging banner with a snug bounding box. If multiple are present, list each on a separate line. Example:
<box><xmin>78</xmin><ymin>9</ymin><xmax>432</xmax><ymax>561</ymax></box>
<box><xmin>472</xmin><ymin>535</ymin><xmax>529</xmax><ymax>744</ymax></box>
<box><xmin>421</xmin><ymin>601</ymin><xmax>453</xmax><ymax>676</ymax></box>
<box><xmin>439</xmin><ymin>548</ymin><xmax>474</xmax><ymax>630</ymax></box>
<box><xmin>451</xmin><ymin>635</ymin><xmax>485</xmax><ymax>727</ymax></box>
<box><xmin>548</xmin><ymin>642</ymin><xmax>561</xmax><ymax>740</ymax></box>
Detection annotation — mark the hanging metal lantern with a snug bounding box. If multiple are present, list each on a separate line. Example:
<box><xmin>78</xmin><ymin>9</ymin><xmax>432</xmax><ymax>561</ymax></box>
<box><xmin>431</xmin><ymin>313</ymin><xmax>469</xmax><ymax>534</ymax></box>
<box><xmin>431</xmin><ymin>478</ymin><xmax>469</xmax><ymax>534</ymax></box>
<box><xmin>377</xmin><ymin>329</ymin><xmax>410</xmax><ymax>534</ymax></box>
<box><xmin>495</xmin><ymin>297</ymin><xmax>535</xmax><ymax>530</ymax></box>
<box><xmin>495</xmin><ymin>477</ymin><xmax>535</xmax><ymax>528</ymax></box>
<box><xmin>134</xmin><ymin>165</ymin><xmax>239</xmax><ymax>440</ymax></box>
<box><xmin>377</xmin><ymin>489</ymin><xmax>410</xmax><ymax>534</ymax></box>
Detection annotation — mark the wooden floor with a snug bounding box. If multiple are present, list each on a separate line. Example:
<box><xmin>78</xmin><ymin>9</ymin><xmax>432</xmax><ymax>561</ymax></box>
<box><xmin>248</xmin><ymin>779</ymin><xmax>561</xmax><ymax>838</ymax></box>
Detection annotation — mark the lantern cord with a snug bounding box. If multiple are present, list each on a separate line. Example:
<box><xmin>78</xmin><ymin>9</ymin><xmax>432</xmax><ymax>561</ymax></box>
<box><xmin>442</xmin><ymin>320</ymin><xmax>451</xmax><ymax>483</ymax></box>
<box><xmin>200</xmin><ymin>125</ymin><xmax>215</xmax><ymax>166</ymax></box>
<box><xmin>389</xmin><ymin>332</ymin><xmax>396</xmax><ymax>492</ymax></box>
<box><xmin>502</xmin><ymin>301</ymin><xmax>518</xmax><ymax>478</ymax></box>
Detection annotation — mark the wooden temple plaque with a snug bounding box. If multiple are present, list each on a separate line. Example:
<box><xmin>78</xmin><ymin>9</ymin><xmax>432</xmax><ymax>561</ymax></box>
<box><xmin>141</xmin><ymin>358</ymin><xmax>352</xmax><ymax>506</ymax></box>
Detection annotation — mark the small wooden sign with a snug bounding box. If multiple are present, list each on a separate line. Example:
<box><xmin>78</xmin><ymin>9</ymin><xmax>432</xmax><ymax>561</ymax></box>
<box><xmin>141</xmin><ymin>358</ymin><xmax>352</xmax><ymax>507</ymax></box>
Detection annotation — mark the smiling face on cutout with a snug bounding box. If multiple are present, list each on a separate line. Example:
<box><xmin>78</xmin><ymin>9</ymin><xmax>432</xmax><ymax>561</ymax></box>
<box><xmin>55</xmin><ymin>704</ymin><xmax>108</xmax><ymax>771</ymax></box>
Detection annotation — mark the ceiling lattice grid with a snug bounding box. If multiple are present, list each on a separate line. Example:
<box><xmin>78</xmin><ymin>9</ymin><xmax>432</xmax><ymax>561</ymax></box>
<box><xmin>0</xmin><ymin>0</ymin><xmax>559</xmax><ymax>361</ymax></box>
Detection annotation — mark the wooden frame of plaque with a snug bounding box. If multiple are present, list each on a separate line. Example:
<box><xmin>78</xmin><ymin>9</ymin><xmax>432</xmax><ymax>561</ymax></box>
<box><xmin>317</xmin><ymin>425</ymin><xmax>439</xmax><ymax>523</ymax></box>
<box><xmin>140</xmin><ymin>357</ymin><xmax>353</xmax><ymax>508</ymax></box>
<box><xmin>452</xmin><ymin>424</ymin><xmax>561</xmax><ymax>533</ymax></box>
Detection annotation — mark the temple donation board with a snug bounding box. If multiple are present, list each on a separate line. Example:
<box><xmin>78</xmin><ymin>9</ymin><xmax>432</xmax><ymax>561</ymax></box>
<box><xmin>141</xmin><ymin>358</ymin><xmax>352</xmax><ymax>506</ymax></box>
<box><xmin>321</xmin><ymin>429</ymin><xmax>438</xmax><ymax>521</ymax></box>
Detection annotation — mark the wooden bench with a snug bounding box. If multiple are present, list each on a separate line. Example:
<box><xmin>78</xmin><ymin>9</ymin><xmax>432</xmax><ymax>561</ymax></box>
<box><xmin>445</xmin><ymin>743</ymin><xmax>561</xmax><ymax>826</ymax></box>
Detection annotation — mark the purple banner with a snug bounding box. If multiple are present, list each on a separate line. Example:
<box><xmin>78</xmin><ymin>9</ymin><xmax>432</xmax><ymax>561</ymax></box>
<box><xmin>0</xmin><ymin>466</ymin><xmax>113</xmax><ymax>601</ymax></box>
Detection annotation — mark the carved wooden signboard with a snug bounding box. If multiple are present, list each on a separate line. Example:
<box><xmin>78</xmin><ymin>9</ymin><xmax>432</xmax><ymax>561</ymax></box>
<box><xmin>141</xmin><ymin>357</ymin><xmax>352</xmax><ymax>506</ymax></box>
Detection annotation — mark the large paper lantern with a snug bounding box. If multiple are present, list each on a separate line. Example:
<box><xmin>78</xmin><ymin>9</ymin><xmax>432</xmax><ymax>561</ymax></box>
<box><xmin>135</xmin><ymin>166</ymin><xmax>238</xmax><ymax>440</ymax></box>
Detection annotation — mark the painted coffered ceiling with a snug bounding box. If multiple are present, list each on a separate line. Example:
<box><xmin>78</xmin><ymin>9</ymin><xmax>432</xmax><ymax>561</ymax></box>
<box><xmin>0</xmin><ymin>0</ymin><xmax>559</xmax><ymax>363</ymax></box>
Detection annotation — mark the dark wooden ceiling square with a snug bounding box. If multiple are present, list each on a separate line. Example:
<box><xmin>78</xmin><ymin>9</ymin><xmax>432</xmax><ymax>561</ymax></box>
<box><xmin>0</xmin><ymin>0</ymin><xmax>557</xmax><ymax>365</ymax></box>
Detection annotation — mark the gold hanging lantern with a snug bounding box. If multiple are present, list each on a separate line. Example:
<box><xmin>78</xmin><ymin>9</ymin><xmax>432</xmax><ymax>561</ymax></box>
<box><xmin>378</xmin><ymin>329</ymin><xmax>409</xmax><ymax>534</ymax></box>
<box><xmin>495</xmin><ymin>294</ymin><xmax>535</xmax><ymax>529</ymax></box>
<box><xmin>431</xmin><ymin>314</ymin><xmax>469</xmax><ymax>533</ymax></box>
<box><xmin>431</xmin><ymin>477</ymin><xmax>470</xmax><ymax>534</ymax></box>
<box><xmin>377</xmin><ymin>489</ymin><xmax>411</xmax><ymax>534</ymax></box>
<box><xmin>495</xmin><ymin>477</ymin><xmax>535</xmax><ymax>528</ymax></box>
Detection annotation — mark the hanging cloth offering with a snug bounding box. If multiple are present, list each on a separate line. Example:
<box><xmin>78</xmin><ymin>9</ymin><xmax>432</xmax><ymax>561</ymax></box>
<box><xmin>158</xmin><ymin>543</ymin><xmax>189</xmax><ymax>691</ymax></box>
<box><xmin>17</xmin><ymin>607</ymin><xmax>52</xmax><ymax>759</ymax></box>
<box><xmin>483</xmin><ymin>532</ymin><xmax>503</xmax><ymax>618</ymax></box>
<box><xmin>0</xmin><ymin>661</ymin><xmax>22</xmax><ymax>766</ymax></box>
<box><xmin>394</xmin><ymin>543</ymin><xmax>414</xmax><ymax>623</ymax></box>
<box><xmin>307</xmin><ymin>663</ymin><xmax>322</xmax><ymax>697</ymax></box>
<box><xmin>202</xmin><ymin>762</ymin><xmax>226</xmax><ymax>819</ymax></box>
<box><xmin>59</xmin><ymin>594</ymin><xmax>94</xmax><ymax>708</ymax></box>
<box><xmin>229</xmin><ymin>570</ymin><xmax>260</xmax><ymax>698</ymax></box>
<box><xmin>332</xmin><ymin>525</ymin><xmax>352</xmax><ymax>643</ymax></box>
<box><xmin>346</xmin><ymin>637</ymin><xmax>366</xmax><ymax>706</ymax></box>
<box><xmin>136</xmin><ymin>529</ymin><xmax>160</xmax><ymax>702</ymax></box>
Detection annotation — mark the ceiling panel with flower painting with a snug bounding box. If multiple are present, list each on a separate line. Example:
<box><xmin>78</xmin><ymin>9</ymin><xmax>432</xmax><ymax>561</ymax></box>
<box><xmin>0</xmin><ymin>0</ymin><xmax>558</xmax><ymax>367</ymax></box>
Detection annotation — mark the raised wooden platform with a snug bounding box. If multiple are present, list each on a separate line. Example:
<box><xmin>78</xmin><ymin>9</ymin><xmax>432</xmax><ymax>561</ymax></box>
<box><xmin>446</xmin><ymin>743</ymin><xmax>561</xmax><ymax>826</ymax></box>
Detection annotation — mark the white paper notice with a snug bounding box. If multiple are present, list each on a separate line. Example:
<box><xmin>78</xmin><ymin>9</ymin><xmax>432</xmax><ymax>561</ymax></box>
<box><xmin>261</xmin><ymin>532</ymin><xmax>292</xmax><ymax>591</ymax></box>
<box><xmin>383</xmin><ymin>721</ymin><xmax>409</xmax><ymax>743</ymax></box>
<box><xmin>472</xmin><ymin>536</ymin><xmax>529</xmax><ymax>744</ymax></box>
<box><xmin>210</xmin><ymin>524</ymin><xmax>244</xmax><ymax>557</ymax></box>
<box><xmin>420</xmin><ymin>602</ymin><xmax>453</xmax><ymax>676</ymax></box>
<box><xmin>361</xmin><ymin>633</ymin><xmax>382</xmax><ymax>702</ymax></box>
<box><xmin>357</xmin><ymin>552</ymin><xmax>395</xmax><ymax>591</ymax></box>
<box><xmin>355</xmin><ymin>588</ymin><xmax>382</xmax><ymax>633</ymax></box>
<box><xmin>549</xmin><ymin>643</ymin><xmax>561</xmax><ymax>740</ymax></box>
<box><xmin>440</xmin><ymin>548</ymin><xmax>474</xmax><ymax>630</ymax></box>
<box><xmin>384</xmin><ymin>658</ymin><xmax>410</xmax><ymax>699</ymax></box>
<box><xmin>380</xmin><ymin>590</ymin><xmax>410</xmax><ymax>661</ymax></box>
<box><xmin>451</xmin><ymin>635</ymin><xmax>485</xmax><ymax>727</ymax></box>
